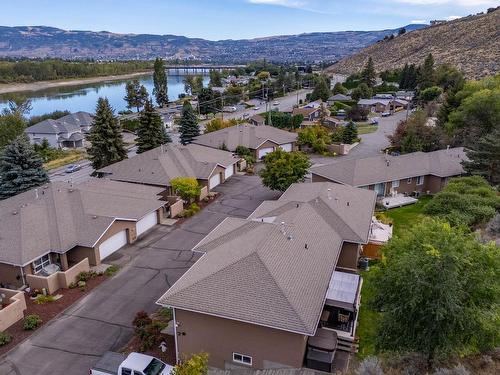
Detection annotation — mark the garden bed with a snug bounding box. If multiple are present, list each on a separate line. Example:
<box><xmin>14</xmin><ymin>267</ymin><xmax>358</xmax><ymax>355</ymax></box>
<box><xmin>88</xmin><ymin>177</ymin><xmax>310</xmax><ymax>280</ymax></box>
<box><xmin>174</xmin><ymin>193</ymin><xmax>220</xmax><ymax>226</ymax></box>
<box><xmin>0</xmin><ymin>274</ymin><xmax>108</xmax><ymax>356</ymax></box>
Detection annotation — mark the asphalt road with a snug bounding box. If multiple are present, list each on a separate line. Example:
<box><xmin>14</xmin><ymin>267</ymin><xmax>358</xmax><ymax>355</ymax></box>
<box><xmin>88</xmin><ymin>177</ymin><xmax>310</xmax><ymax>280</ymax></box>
<box><xmin>0</xmin><ymin>174</ymin><xmax>280</xmax><ymax>375</ymax></box>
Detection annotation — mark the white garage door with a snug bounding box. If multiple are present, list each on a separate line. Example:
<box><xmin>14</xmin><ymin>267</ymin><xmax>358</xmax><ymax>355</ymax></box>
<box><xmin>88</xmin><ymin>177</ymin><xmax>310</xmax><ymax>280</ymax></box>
<box><xmin>280</xmin><ymin>143</ymin><xmax>293</xmax><ymax>152</ymax></box>
<box><xmin>258</xmin><ymin>147</ymin><xmax>274</xmax><ymax>159</ymax></box>
<box><xmin>136</xmin><ymin>212</ymin><xmax>158</xmax><ymax>236</ymax></box>
<box><xmin>209</xmin><ymin>173</ymin><xmax>221</xmax><ymax>189</ymax></box>
<box><xmin>224</xmin><ymin>164</ymin><xmax>234</xmax><ymax>180</ymax></box>
<box><xmin>99</xmin><ymin>230</ymin><xmax>127</xmax><ymax>260</ymax></box>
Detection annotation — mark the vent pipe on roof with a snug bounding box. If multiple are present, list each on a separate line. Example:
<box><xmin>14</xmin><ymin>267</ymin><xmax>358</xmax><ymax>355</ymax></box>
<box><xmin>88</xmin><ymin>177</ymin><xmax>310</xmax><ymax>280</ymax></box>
<box><xmin>35</xmin><ymin>189</ymin><xmax>39</xmax><ymax>199</ymax></box>
<box><xmin>327</xmin><ymin>188</ymin><xmax>332</xmax><ymax>200</ymax></box>
<box><xmin>305</xmin><ymin>243</ymin><xmax>308</xmax><ymax>249</ymax></box>
<box><xmin>347</xmin><ymin>201</ymin><xmax>350</xmax><ymax>206</ymax></box>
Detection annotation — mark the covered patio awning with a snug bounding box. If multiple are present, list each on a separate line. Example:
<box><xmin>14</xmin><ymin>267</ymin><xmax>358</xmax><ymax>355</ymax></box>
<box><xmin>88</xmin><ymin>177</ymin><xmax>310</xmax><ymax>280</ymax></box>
<box><xmin>325</xmin><ymin>271</ymin><xmax>361</xmax><ymax>311</ymax></box>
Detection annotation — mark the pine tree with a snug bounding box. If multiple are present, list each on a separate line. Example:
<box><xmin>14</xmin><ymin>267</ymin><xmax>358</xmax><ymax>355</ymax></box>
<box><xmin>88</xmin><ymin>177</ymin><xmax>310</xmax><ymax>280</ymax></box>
<box><xmin>418</xmin><ymin>53</ymin><xmax>435</xmax><ymax>90</ymax></box>
<box><xmin>87</xmin><ymin>98</ymin><xmax>127</xmax><ymax>170</ymax></box>
<box><xmin>361</xmin><ymin>57</ymin><xmax>377</xmax><ymax>87</ymax></box>
<box><xmin>342</xmin><ymin>121</ymin><xmax>358</xmax><ymax>145</ymax></box>
<box><xmin>462</xmin><ymin>128</ymin><xmax>500</xmax><ymax>185</ymax></box>
<box><xmin>399</xmin><ymin>63</ymin><xmax>409</xmax><ymax>89</ymax></box>
<box><xmin>310</xmin><ymin>77</ymin><xmax>331</xmax><ymax>101</ymax></box>
<box><xmin>136</xmin><ymin>99</ymin><xmax>170</xmax><ymax>154</ymax></box>
<box><xmin>0</xmin><ymin>135</ymin><xmax>49</xmax><ymax>200</ymax></box>
<box><xmin>153</xmin><ymin>58</ymin><xmax>168</xmax><ymax>107</ymax></box>
<box><xmin>179</xmin><ymin>101</ymin><xmax>199</xmax><ymax>145</ymax></box>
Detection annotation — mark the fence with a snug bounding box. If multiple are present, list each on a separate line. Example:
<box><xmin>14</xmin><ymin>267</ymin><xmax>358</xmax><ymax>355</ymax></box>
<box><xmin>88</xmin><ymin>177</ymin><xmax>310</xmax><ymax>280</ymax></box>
<box><xmin>0</xmin><ymin>288</ymin><xmax>27</xmax><ymax>331</ymax></box>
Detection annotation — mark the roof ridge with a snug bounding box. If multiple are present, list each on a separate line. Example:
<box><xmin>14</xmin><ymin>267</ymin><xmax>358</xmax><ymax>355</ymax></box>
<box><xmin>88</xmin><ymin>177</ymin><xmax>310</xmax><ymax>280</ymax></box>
<box><xmin>195</xmin><ymin>220</ymin><xmax>264</xmax><ymax>252</ymax></box>
<box><xmin>311</xmin><ymin>197</ymin><xmax>362</xmax><ymax>242</ymax></box>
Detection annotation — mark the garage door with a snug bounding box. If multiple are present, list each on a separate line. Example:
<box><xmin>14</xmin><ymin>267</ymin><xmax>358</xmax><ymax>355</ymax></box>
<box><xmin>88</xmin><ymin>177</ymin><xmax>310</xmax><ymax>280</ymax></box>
<box><xmin>209</xmin><ymin>173</ymin><xmax>221</xmax><ymax>189</ymax></box>
<box><xmin>136</xmin><ymin>211</ymin><xmax>158</xmax><ymax>236</ymax></box>
<box><xmin>258</xmin><ymin>147</ymin><xmax>274</xmax><ymax>159</ymax></box>
<box><xmin>224</xmin><ymin>164</ymin><xmax>234</xmax><ymax>180</ymax></box>
<box><xmin>280</xmin><ymin>143</ymin><xmax>293</xmax><ymax>152</ymax></box>
<box><xmin>99</xmin><ymin>230</ymin><xmax>127</xmax><ymax>260</ymax></box>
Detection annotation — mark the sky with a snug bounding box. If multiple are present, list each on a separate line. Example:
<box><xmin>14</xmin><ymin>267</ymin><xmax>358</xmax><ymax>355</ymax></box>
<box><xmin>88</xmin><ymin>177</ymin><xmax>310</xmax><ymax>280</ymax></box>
<box><xmin>1</xmin><ymin>0</ymin><xmax>497</xmax><ymax>40</ymax></box>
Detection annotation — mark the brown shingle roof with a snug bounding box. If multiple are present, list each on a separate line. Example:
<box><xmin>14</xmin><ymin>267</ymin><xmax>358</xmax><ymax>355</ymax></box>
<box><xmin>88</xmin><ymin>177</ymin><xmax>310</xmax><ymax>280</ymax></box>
<box><xmin>193</xmin><ymin>124</ymin><xmax>297</xmax><ymax>151</ymax></box>
<box><xmin>157</xmin><ymin>182</ymin><xmax>376</xmax><ymax>335</ymax></box>
<box><xmin>98</xmin><ymin>144</ymin><xmax>239</xmax><ymax>186</ymax></box>
<box><xmin>311</xmin><ymin>147</ymin><xmax>467</xmax><ymax>186</ymax></box>
<box><xmin>0</xmin><ymin>179</ymin><xmax>165</xmax><ymax>266</ymax></box>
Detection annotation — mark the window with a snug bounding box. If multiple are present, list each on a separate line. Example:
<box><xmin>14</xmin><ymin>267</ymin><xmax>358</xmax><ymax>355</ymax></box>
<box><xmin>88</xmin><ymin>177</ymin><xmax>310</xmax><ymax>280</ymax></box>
<box><xmin>407</xmin><ymin>177</ymin><xmax>412</xmax><ymax>184</ymax></box>
<box><xmin>417</xmin><ymin>176</ymin><xmax>424</xmax><ymax>185</ymax></box>
<box><xmin>233</xmin><ymin>353</ymin><xmax>252</xmax><ymax>366</ymax></box>
<box><xmin>391</xmin><ymin>180</ymin><xmax>400</xmax><ymax>188</ymax></box>
<box><xmin>33</xmin><ymin>254</ymin><xmax>51</xmax><ymax>274</ymax></box>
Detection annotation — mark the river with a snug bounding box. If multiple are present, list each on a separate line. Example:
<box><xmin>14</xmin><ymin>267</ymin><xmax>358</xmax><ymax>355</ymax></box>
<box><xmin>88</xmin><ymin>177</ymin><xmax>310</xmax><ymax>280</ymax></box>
<box><xmin>0</xmin><ymin>71</ymin><xmax>209</xmax><ymax>117</ymax></box>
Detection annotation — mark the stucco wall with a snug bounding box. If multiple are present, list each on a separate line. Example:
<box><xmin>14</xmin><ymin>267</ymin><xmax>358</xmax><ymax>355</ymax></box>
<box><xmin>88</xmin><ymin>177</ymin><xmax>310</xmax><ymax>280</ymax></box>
<box><xmin>67</xmin><ymin>246</ymin><xmax>99</xmax><ymax>266</ymax></box>
<box><xmin>337</xmin><ymin>242</ymin><xmax>360</xmax><ymax>270</ymax></box>
<box><xmin>0</xmin><ymin>263</ymin><xmax>25</xmax><ymax>288</ymax></box>
<box><xmin>0</xmin><ymin>288</ymin><xmax>27</xmax><ymax>331</ymax></box>
<box><xmin>175</xmin><ymin>309</ymin><xmax>308</xmax><ymax>370</ymax></box>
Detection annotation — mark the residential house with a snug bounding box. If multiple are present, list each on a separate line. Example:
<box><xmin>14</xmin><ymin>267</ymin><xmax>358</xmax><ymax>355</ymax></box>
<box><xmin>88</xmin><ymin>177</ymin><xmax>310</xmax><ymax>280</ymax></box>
<box><xmin>248</xmin><ymin>114</ymin><xmax>265</xmax><ymax>126</ymax></box>
<box><xmin>311</xmin><ymin>147</ymin><xmax>467</xmax><ymax>198</ymax></box>
<box><xmin>98</xmin><ymin>143</ymin><xmax>240</xmax><ymax>193</ymax></box>
<box><xmin>327</xmin><ymin>94</ymin><xmax>352</xmax><ymax>106</ymax></box>
<box><xmin>292</xmin><ymin>107</ymin><xmax>321</xmax><ymax>121</ymax></box>
<box><xmin>193</xmin><ymin>124</ymin><xmax>298</xmax><ymax>160</ymax></box>
<box><xmin>0</xmin><ymin>179</ymin><xmax>166</xmax><ymax>290</ymax></box>
<box><xmin>26</xmin><ymin>111</ymin><xmax>93</xmax><ymax>149</ymax></box>
<box><xmin>157</xmin><ymin>182</ymin><xmax>377</xmax><ymax>372</ymax></box>
<box><xmin>357</xmin><ymin>98</ymin><xmax>408</xmax><ymax>113</ymax></box>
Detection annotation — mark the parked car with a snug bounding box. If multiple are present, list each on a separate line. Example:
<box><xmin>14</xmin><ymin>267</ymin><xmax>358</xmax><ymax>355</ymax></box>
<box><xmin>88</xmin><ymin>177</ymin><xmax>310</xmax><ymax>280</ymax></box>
<box><xmin>381</xmin><ymin>112</ymin><xmax>391</xmax><ymax>117</ymax></box>
<box><xmin>65</xmin><ymin>164</ymin><xmax>82</xmax><ymax>173</ymax></box>
<box><xmin>273</xmin><ymin>101</ymin><xmax>280</xmax><ymax>106</ymax></box>
<box><xmin>370</xmin><ymin>117</ymin><xmax>380</xmax><ymax>125</ymax></box>
<box><xmin>91</xmin><ymin>352</ymin><xmax>173</xmax><ymax>375</ymax></box>
<box><xmin>253</xmin><ymin>106</ymin><xmax>260</xmax><ymax>111</ymax></box>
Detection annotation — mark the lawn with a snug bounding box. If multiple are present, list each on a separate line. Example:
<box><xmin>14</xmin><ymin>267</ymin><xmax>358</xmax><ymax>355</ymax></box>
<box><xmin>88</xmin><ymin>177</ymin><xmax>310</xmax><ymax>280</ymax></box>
<box><xmin>43</xmin><ymin>150</ymin><xmax>86</xmax><ymax>170</ymax></box>
<box><xmin>356</xmin><ymin>124</ymin><xmax>378</xmax><ymax>135</ymax></box>
<box><xmin>356</xmin><ymin>196</ymin><xmax>433</xmax><ymax>358</ymax></box>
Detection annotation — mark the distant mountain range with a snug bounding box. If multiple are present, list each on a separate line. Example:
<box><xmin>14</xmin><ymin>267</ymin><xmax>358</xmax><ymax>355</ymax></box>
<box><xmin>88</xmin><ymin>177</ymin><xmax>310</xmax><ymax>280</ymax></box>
<box><xmin>0</xmin><ymin>24</ymin><xmax>427</xmax><ymax>63</ymax></box>
<box><xmin>327</xmin><ymin>8</ymin><xmax>500</xmax><ymax>79</ymax></box>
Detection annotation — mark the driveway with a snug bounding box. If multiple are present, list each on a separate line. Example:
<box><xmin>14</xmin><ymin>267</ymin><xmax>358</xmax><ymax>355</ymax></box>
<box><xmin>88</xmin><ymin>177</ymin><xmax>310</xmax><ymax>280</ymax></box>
<box><xmin>0</xmin><ymin>174</ymin><xmax>278</xmax><ymax>375</ymax></box>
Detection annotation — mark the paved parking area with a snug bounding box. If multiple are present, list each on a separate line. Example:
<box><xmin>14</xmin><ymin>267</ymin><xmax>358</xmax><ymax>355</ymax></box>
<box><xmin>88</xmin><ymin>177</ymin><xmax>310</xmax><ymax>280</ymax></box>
<box><xmin>0</xmin><ymin>174</ymin><xmax>278</xmax><ymax>375</ymax></box>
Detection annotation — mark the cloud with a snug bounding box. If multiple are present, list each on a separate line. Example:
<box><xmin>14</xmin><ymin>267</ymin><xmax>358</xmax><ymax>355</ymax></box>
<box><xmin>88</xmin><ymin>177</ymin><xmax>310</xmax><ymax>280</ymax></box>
<box><xmin>247</xmin><ymin>0</ymin><xmax>308</xmax><ymax>8</ymax></box>
<box><xmin>411</xmin><ymin>19</ymin><xmax>427</xmax><ymax>23</ymax></box>
<box><xmin>391</xmin><ymin>0</ymin><xmax>497</xmax><ymax>5</ymax></box>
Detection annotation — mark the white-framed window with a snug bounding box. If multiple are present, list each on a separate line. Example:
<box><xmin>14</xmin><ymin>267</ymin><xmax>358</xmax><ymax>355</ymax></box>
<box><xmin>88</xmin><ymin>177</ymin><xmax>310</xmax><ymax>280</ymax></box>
<box><xmin>417</xmin><ymin>176</ymin><xmax>424</xmax><ymax>185</ymax></box>
<box><xmin>233</xmin><ymin>353</ymin><xmax>252</xmax><ymax>366</ymax></box>
<box><xmin>407</xmin><ymin>177</ymin><xmax>412</xmax><ymax>184</ymax></box>
<box><xmin>391</xmin><ymin>180</ymin><xmax>400</xmax><ymax>188</ymax></box>
<box><xmin>33</xmin><ymin>254</ymin><xmax>51</xmax><ymax>274</ymax></box>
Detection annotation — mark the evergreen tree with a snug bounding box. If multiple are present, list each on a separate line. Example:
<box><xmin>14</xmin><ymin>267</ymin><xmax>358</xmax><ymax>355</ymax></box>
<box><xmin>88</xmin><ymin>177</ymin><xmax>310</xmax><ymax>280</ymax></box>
<box><xmin>310</xmin><ymin>77</ymin><xmax>331</xmax><ymax>101</ymax></box>
<box><xmin>87</xmin><ymin>98</ymin><xmax>127</xmax><ymax>170</ymax></box>
<box><xmin>361</xmin><ymin>57</ymin><xmax>377</xmax><ymax>87</ymax></box>
<box><xmin>462</xmin><ymin>128</ymin><xmax>500</xmax><ymax>185</ymax></box>
<box><xmin>332</xmin><ymin>82</ymin><xmax>348</xmax><ymax>95</ymax></box>
<box><xmin>179</xmin><ymin>101</ymin><xmax>199</xmax><ymax>145</ymax></box>
<box><xmin>406</xmin><ymin>64</ymin><xmax>418</xmax><ymax>89</ymax></box>
<box><xmin>418</xmin><ymin>53</ymin><xmax>435</xmax><ymax>90</ymax></box>
<box><xmin>136</xmin><ymin>99</ymin><xmax>170</xmax><ymax>154</ymax></box>
<box><xmin>342</xmin><ymin>121</ymin><xmax>358</xmax><ymax>144</ymax></box>
<box><xmin>209</xmin><ymin>69</ymin><xmax>222</xmax><ymax>87</ymax></box>
<box><xmin>153</xmin><ymin>58</ymin><xmax>168</xmax><ymax>108</ymax></box>
<box><xmin>124</xmin><ymin>80</ymin><xmax>148</xmax><ymax>112</ymax></box>
<box><xmin>399</xmin><ymin>63</ymin><xmax>409</xmax><ymax>89</ymax></box>
<box><xmin>0</xmin><ymin>135</ymin><xmax>49</xmax><ymax>200</ymax></box>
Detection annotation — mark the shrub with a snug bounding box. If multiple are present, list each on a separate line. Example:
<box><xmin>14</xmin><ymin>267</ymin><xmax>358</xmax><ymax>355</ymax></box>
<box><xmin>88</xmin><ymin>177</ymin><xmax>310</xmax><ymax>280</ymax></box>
<box><xmin>433</xmin><ymin>364</ymin><xmax>470</xmax><ymax>375</ymax></box>
<box><xmin>180</xmin><ymin>203</ymin><xmax>200</xmax><ymax>218</ymax></box>
<box><xmin>76</xmin><ymin>271</ymin><xmax>97</xmax><ymax>283</ymax></box>
<box><xmin>133</xmin><ymin>310</ymin><xmax>152</xmax><ymax>329</ymax></box>
<box><xmin>133</xmin><ymin>311</ymin><xmax>164</xmax><ymax>352</ymax></box>
<box><xmin>0</xmin><ymin>332</ymin><xmax>11</xmax><ymax>346</ymax></box>
<box><xmin>68</xmin><ymin>282</ymin><xmax>77</xmax><ymax>289</ymax></box>
<box><xmin>297</xmin><ymin>126</ymin><xmax>332</xmax><ymax>154</ymax></box>
<box><xmin>77</xmin><ymin>281</ymin><xmax>87</xmax><ymax>291</ymax></box>
<box><xmin>23</xmin><ymin>314</ymin><xmax>42</xmax><ymax>330</ymax></box>
<box><xmin>104</xmin><ymin>264</ymin><xmax>119</xmax><ymax>277</ymax></box>
<box><xmin>356</xmin><ymin>356</ymin><xmax>384</xmax><ymax>375</ymax></box>
<box><xmin>172</xmin><ymin>353</ymin><xmax>209</xmax><ymax>375</ymax></box>
<box><xmin>235</xmin><ymin>145</ymin><xmax>251</xmax><ymax>157</ymax></box>
<box><xmin>171</xmin><ymin>177</ymin><xmax>201</xmax><ymax>202</ymax></box>
<box><xmin>34</xmin><ymin>294</ymin><xmax>56</xmax><ymax>304</ymax></box>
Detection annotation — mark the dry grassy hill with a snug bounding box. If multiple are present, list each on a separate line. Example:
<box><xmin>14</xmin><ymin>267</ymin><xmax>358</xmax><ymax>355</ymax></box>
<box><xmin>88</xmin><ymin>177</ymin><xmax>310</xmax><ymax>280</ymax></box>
<box><xmin>326</xmin><ymin>9</ymin><xmax>500</xmax><ymax>79</ymax></box>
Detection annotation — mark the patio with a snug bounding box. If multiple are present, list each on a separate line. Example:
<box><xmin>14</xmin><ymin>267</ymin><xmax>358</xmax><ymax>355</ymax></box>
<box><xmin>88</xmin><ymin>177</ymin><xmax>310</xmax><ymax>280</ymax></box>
<box><xmin>379</xmin><ymin>194</ymin><xmax>418</xmax><ymax>209</ymax></box>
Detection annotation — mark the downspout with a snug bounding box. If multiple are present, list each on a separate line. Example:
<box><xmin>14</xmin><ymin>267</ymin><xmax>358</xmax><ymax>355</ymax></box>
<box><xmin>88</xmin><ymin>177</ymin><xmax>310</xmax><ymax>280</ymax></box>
<box><xmin>173</xmin><ymin>308</ymin><xmax>179</xmax><ymax>364</ymax></box>
<box><xmin>19</xmin><ymin>266</ymin><xmax>27</xmax><ymax>287</ymax></box>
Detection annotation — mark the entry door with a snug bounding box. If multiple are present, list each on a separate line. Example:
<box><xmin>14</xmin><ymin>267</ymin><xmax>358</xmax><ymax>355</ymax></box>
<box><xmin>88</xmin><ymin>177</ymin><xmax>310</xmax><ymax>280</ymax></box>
<box><xmin>374</xmin><ymin>183</ymin><xmax>386</xmax><ymax>196</ymax></box>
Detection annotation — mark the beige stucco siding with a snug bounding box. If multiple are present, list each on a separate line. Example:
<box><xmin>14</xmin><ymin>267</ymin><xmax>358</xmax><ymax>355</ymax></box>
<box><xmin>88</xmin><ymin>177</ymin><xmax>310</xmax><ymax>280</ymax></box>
<box><xmin>175</xmin><ymin>309</ymin><xmax>308</xmax><ymax>369</ymax></box>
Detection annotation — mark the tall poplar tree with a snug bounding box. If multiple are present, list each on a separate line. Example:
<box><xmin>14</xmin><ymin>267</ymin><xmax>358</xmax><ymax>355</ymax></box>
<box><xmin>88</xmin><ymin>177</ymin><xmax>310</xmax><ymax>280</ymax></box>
<box><xmin>179</xmin><ymin>101</ymin><xmax>199</xmax><ymax>145</ymax></box>
<box><xmin>153</xmin><ymin>58</ymin><xmax>169</xmax><ymax>107</ymax></box>
<box><xmin>361</xmin><ymin>57</ymin><xmax>377</xmax><ymax>87</ymax></box>
<box><xmin>0</xmin><ymin>135</ymin><xmax>49</xmax><ymax>200</ymax></box>
<box><xmin>87</xmin><ymin>98</ymin><xmax>127</xmax><ymax>170</ymax></box>
<box><xmin>136</xmin><ymin>99</ymin><xmax>170</xmax><ymax>154</ymax></box>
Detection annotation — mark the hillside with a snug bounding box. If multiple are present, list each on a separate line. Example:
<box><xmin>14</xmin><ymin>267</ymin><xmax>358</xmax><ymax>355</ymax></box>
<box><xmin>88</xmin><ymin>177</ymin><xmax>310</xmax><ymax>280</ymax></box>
<box><xmin>0</xmin><ymin>24</ymin><xmax>426</xmax><ymax>63</ymax></box>
<box><xmin>326</xmin><ymin>9</ymin><xmax>500</xmax><ymax>79</ymax></box>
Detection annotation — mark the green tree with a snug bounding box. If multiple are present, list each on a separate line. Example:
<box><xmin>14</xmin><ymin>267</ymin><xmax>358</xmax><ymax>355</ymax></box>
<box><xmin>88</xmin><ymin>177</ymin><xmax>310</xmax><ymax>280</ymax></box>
<box><xmin>332</xmin><ymin>82</ymin><xmax>348</xmax><ymax>95</ymax></box>
<box><xmin>153</xmin><ymin>57</ymin><xmax>168</xmax><ymax>107</ymax></box>
<box><xmin>420</xmin><ymin>86</ymin><xmax>443</xmax><ymax>102</ymax></box>
<box><xmin>0</xmin><ymin>112</ymin><xmax>26</xmax><ymax>150</ymax></box>
<box><xmin>198</xmin><ymin>88</ymin><xmax>222</xmax><ymax>115</ymax></box>
<box><xmin>369</xmin><ymin>219</ymin><xmax>499</xmax><ymax>363</ymax></box>
<box><xmin>310</xmin><ymin>76</ymin><xmax>331</xmax><ymax>101</ymax></box>
<box><xmin>361</xmin><ymin>57</ymin><xmax>377</xmax><ymax>87</ymax></box>
<box><xmin>0</xmin><ymin>135</ymin><xmax>49</xmax><ymax>200</ymax></box>
<box><xmin>136</xmin><ymin>99</ymin><xmax>170</xmax><ymax>154</ymax></box>
<box><xmin>351</xmin><ymin>83</ymin><xmax>373</xmax><ymax>101</ymax></box>
<box><xmin>124</xmin><ymin>80</ymin><xmax>148</xmax><ymax>112</ymax></box>
<box><xmin>462</xmin><ymin>128</ymin><xmax>500</xmax><ymax>185</ymax></box>
<box><xmin>172</xmin><ymin>353</ymin><xmax>208</xmax><ymax>375</ymax></box>
<box><xmin>170</xmin><ymin>177</ymin><xmax>201</xmax><ymax>202</ymax></box>
<box><xmin>418</xmin><ymin>53</ymin><xmax>436</xmax><ymax>90</ymax></box>
<box><xmin>424</xmin><ymin>176</ymin><xmax>500</xmax><ymax>227</ymax></box>
<box><xmin>342</xmin><ymin>121</ymin><xmax>358</xmax><ymax>144</ymax></box>
<box><xmin>87</xmin><ymin>98</ymin><xmax>127</xmax><ymax>170</ymax></box>
<box><xmin>259</xmin><ymin>149</ymin><xmax>311</xmax><ymax>191</ymax></box>
<box><xmin>179</xmin><ymin>101</ymin><xmax>199</xmax><ymax>145</ymax></box>
<box><xmin>209</xmin><ymin>69</ymin><xmax>222</xmax><ymax>87</ymax></box>
<box><xmin>297</xmin><ymin>126</ymin><xmax>331</xmax><ymax>153</ymax></box>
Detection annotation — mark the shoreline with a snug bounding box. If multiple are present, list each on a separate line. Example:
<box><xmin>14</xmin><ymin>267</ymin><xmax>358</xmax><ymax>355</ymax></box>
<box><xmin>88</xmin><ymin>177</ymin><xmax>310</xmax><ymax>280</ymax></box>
<box><xmin>0</xmin><ymin>71</ymin><xmax>153</xmax><ymax>95</ymax></box>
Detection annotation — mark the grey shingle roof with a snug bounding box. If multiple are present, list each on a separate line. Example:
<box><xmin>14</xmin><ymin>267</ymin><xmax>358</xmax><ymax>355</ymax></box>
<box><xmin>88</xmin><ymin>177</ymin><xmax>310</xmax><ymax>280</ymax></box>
<box><xmin>0</xmin><ymin>179</ymin><xmax>165</xmax><ymax>266</ymax></box>
<box><xmin>157</xmin><ymin>182</ymin><xmax>376</xmax><ymax>335</ymax></box>
<box><xmin>26</xmin><ymin>111</ymin><xmax>93</xmax><ymax>135</ymax></box>
<box><xmin>193</xmin><ymin>124</ymin><xmax>297</xmax><ymax>151</ymax></box>
<box><xmin>311</xmin><ymin>148</ymin><xmax>467</xmax><ymax>187</ymax></box>
<box><xmin>98</xmin><ymin>144</ymin><xmax>239</xmax><ymax>186</ymax></box>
